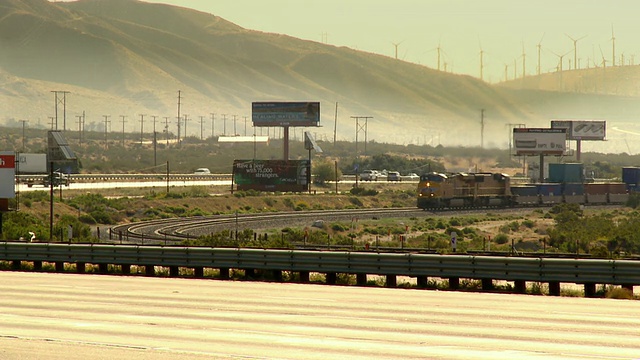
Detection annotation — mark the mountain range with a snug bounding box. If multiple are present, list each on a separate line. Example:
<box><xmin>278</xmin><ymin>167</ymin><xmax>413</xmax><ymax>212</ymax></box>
<box><xmin>2</xmin><ymin>0</ymin><xmax>640</xmax><ymax>152</ymax></box>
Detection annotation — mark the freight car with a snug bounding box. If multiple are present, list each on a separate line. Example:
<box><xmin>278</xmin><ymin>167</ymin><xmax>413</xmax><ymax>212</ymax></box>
<box><xmin>417</xmin><ymin>172</ymin><xmax>629</xmax><ymax>209</ymax></box>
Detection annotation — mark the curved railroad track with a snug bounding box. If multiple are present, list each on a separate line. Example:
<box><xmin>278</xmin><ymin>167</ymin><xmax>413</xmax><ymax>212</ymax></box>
<box><xmin>108</xmin><ymin>205</ymin><xmax>564</xmax><ymax>245</ymax></box>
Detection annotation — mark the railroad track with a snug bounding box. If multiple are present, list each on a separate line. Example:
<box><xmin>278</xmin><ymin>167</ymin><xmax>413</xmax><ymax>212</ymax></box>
<box><xmin>110</xmin><ymin>208</ymin><xmax>428</xmax><ymax>244</ymax></box>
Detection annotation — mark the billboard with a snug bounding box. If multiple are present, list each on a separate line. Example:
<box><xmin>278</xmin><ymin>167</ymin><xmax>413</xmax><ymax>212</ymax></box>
<box><xmin>0</xmin><ymin>151</ymin><xmax>16</xmax><ymax>199</ymax></box>
<box><xmin>252</xmin><ymin>102</ymin><xmax>320</xmax><ymax>127</ymax></box>
<box><xmin>233</xmin><ymin>160</ymin><xmax>310</xmax><ymax>192</ymax></box>
<box><xmin>551</xmin><ymin>120</ymin><xmax>606</xmax><ymax>140</ymax></box>
<box><xmin>513</xmin><ymin>128</ymin><xmax>566</xmax><ymax>155</ymax></box>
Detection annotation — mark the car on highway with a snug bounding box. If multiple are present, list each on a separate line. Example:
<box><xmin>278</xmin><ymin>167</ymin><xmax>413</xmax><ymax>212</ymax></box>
<box><xmin>387</xmin><ymin>171</ymin><xmax>401</xmax><ymax>182</ymax></box>
<box><xmin>194</xmin><ymin>168</ymin><xmax>211</xmax><ymax>174</ymax></box>
<box><xmin>359</xmin><ymin>170</ymin><xmax>379</xmax><ymax>181</ymax></box>
<box><xmin>403</xmin><ymin>173</ymin><xmax>420</xmax><ymax>181</ymax></box>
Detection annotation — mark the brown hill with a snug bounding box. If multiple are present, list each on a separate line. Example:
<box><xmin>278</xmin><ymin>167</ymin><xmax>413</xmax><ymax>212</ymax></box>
<box><xmin>1</xmin><ymin>0</ymin><xmax>640</xmax><ymax>151</ymax></box>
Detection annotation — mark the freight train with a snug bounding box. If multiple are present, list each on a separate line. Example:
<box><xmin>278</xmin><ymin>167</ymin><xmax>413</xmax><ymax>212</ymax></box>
<box><xmin>416</xmin><ymin>171</ymin><xmax>630</xmax><ymax>209</ymax></box>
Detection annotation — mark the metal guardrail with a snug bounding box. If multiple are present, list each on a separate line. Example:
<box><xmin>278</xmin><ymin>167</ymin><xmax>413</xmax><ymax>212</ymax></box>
<box><xmin>1</xmin><ymin>242</ymin><xmax>639</xmax><ymax>286</ymax></box>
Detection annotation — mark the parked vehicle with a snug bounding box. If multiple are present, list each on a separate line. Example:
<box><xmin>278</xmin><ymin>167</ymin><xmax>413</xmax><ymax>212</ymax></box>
<box><xmin>194</xmin><ymin>168</ymin><xmax>211</xmax><ymax>174</ymax></box>
<box><xmin>387</xmin><ymin>171</ymin><xmax>401</xmax><ymax>182</ymax></box>
<box><xmin>403</xmin><ymin>173</ymin><xmax>420</xmax><ymax>181</ymax></box>
<box><xmin>360</xmin><ymin>170</ymin><xmax>378</xmax><ymax>181</ymax></box>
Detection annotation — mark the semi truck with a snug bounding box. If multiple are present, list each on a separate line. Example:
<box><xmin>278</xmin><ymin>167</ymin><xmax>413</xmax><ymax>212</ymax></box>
<box><xmin>17</xmin><ymin>153</ymin><xmax>70</xmax><ymax>187</ymax></box>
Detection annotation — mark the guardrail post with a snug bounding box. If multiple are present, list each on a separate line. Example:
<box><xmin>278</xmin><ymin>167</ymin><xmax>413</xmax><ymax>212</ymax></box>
<box><xmin>244</xmin><ymin>269</ymin><xmax>256</xmax><ymax>279</ymax></box>
<box><xmin>417</xmin><ymin>276</ymin><xmax>428</xmax><ymax>288</ymax></box>
<box><xmin>55</xmin><ymin>261</ymin><xmax>64</xmax><ymax>272</ymax></box>
<box><xmin>272</xmin><ymin>270</ymin><xmax>283</xmax><ymax>282</ymax></box>
<box><xmin>356</xmin><ymin>273</ymin><xmax>367</xmax><ymax>285</ymax></box>
<box><xmin>120</xmin><ymin>264</ymin><xmax>131</xmax><ymax>275</ymax></box>
<box><xmin>326</xmin><ymin>272</ymin><xmax>337</xmax><ymax>285</ymax></box>
<box><xmin>99</xmin><ymin>263</ymin><xmax>108</xmax><ymax>274</ymax></box>
<box><xmin>449</xmin><ymin>277</ymin><xmax>460</xmax><ymax>290</ymax></box>
<box><xmin>481</xmin><ymin>278</ymin><xmax>494</xmax><ymax>291</ymax></box>
<box><xmin>219</xmin><ymin>268</ymin><xmax>229</xmax><ymax>279</ymax></box>
<box><xmin>622</xmin><ymin>284</ymin><xmax>634</xmax><ymax>296</ymax></box>
<box><xmin>549</xmin><ymin>281</ymin><xmax>561</xmax><ymax>296</ymax></box>
<box><xmin>11</xmin><ymin>260</ymin><xmax>21</xmax><ymax>270</ymax></box>
<box><xmin>33</xmin><ymin>261</ymin><xmax>42</xmax><ymax>271</ymax></box>
<box><xmin>76</xmin><ymin>262</ymin><xmax>85</xmax><ymax>273</ymax></box>
<box><xmin>299</xmin><ymin>271</ymin><xmax>309</xmax><ymax>283</ymax></box>
<box><xmin>145</xmin><ymin>265</ymin><xmax>155</xmax><ymax>277</ymax></box>
<box><xmin>514</xmin><ymin>280</ymin><xmax>526</xmax><ymax>294</ymax></box>
<box><xmin>385</xmin><ymin>275</ymin><xmax>397</xmax><ymax>287</ymax></box>
<box><xmin>584</xmin><ymin>283</ymin><xmax>597</xmax><ymax>298</ymax></box>
<box><xmin>170</xmin><ymin>266</ymin><xmax>179</xmax><ymax>277</ymax></box>
<box><xmin>194</xmin><ymin>267</ymin><xmax>204</xmax><ymax>278</ymax></box>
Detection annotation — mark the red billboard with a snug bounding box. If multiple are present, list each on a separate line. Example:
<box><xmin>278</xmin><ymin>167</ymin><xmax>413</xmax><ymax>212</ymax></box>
<box><xmin>0</xmin><ymin>152</ymin><xmax>16</xmax><ymax>199</ymax></box>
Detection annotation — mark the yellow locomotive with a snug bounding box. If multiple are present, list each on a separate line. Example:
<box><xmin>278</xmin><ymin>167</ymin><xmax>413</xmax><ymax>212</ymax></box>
<box><xmin>417</xmin><ymin>172</ymin><xmax>514</xmax><ymax>209</ymax></box>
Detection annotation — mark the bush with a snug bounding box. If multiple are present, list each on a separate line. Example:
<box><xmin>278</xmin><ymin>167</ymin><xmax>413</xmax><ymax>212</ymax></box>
<box><xmin>494</xmin><ymin>233</ymin><xmax>509</xmax><ymax>244</ymax></box>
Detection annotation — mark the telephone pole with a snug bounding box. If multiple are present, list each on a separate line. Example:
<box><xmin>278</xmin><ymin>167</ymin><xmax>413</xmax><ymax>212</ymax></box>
<box><xmin>176</xmin><ymin>90</ymin><xmax>182</xmax><ymax>145</ymax></box>
<box><xmin>139</xmin><ymin>114</ymin><xmax>145</xmax><ymax>144</ymax></box>
<box><xmin>120</xmin><ymin>115</ymin><xmax>127</xmax><ymax>147</ymax></box>
<box><xmin>199</xmin><ymin>116</ymin><xmax>205</xmax><ymax>140</ymax></box>
<box><xmin>103</xmin><ymin>115</ymin><xmax>111</xmax><ymax>149</ymax></box>
<box><xmin>210</xmin><ymin>113</ymin><xmax>215</xmax><ymax>138</ymax></box>
<box><xmin>480</xmin><ymin>109</ymin><xmax>485</xmax><ymax>149</ymax></box>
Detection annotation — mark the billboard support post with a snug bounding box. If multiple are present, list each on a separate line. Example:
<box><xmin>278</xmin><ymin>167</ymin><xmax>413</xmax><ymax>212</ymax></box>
<box><xmin>539</xmin><ymin>154</ymin><xmax>544</xmax><ymax>184</ymax></box>
<box><xmin>577</xmin><ymin>139</ymin><xmax>582</xmax><ymax>162</ymax></box>
<box><xmin>283</xmin><ymin>126</ymin><xmax>289</xmax><ymax>160</ymax></box>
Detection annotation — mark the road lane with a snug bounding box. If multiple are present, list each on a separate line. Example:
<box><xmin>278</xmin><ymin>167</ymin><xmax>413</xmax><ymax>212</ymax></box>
<box><xmin>1</xmin><ymin>272</ymin><xmax>639</xmax><ymax>359</ymax></box>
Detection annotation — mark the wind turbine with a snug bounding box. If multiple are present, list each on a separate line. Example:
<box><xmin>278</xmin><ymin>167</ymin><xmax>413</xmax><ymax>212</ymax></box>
<box><xmin>392</xmin><ymin>40</ymin><xmax>404</xmax><ymax>60</ymax></box>
<box><xmin>521</xmin><ymin>42</ymin><xmax>526</xmax><ymax>78</ymax></box>
<box><xmin>478</xmin><ymin>38</ymin><xmax>485</xmax><ymax>81</ymax></box>
<box><xmin>611</xmin><ymin>25</ymin><xmax>616</xmax><ymax>66</ymax></box>
<box><xmin>599</xmin><ymin>45</ymin><xmax>608</xmax><ymax>68</ymax></box>
<box><xmin>550</xmin><ymin>49</ymin><xmax>572</xmax><ymax>72</ymax></box>
<box><xmin>536</xmin><ymin>33</ymin><xmax>545</xmax><ymax>75</ymax></box>
<box><xmin>566</xmin><ymin>34</ymin><xmax>586</xmax><ymax>70</ymax></box>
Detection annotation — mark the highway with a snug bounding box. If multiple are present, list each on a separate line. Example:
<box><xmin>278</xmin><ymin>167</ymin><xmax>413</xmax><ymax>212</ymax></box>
<box><xmin>1</xmin><ymin>272</ymin><xmax>639</xmax><ymax>359</ymax></box>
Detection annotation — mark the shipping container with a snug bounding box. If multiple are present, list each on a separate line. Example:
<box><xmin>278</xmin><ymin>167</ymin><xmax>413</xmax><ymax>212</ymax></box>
<box><xmin>548</xmin><ymin>163</ymin><xmax>584</xmax><ymax>183</ymax></box>
<box><xmin>585</xmin><ymin>183</ymin><xmax>609</xmax><ymax>195</ymax></box>
<box><xmin>562</xmin><ymin>183</ymin><xmax>584</xmax><ymax>195</ymax></box>
<box><xmin>510</xmin><ymin>185</ymin><xmax>538</xmax><ymax>197</ymax></box>
<box><xmin>622</xmin><ymin>167</ymin><xmax>640</xmax><ymax>186</ymax></box>
<box><xmin>536</xmin><ymin>183</ymin><xmax>562</xmax><ymax>196</ymax></box>
<box><xmin>607</xmin><ymin>183</ymin><xmax>627</xmax><ymax>194</ymax></box>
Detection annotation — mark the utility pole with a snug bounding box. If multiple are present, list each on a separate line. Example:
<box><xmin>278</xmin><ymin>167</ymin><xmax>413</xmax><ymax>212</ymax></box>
<box><xmin>351</xmin><ymin>116</ymin><xmax>372</xmax><ymax>157</ymax></box>
<box><xmin>103</xmin><ymin>115</ymin><xmax>111</xmax><ymax>149</ymax></box>
<box><xmin>183</xmin><ymin>114</ymin><xmax>189</xmax><ymax>139</ymax></box>
<box><xmin>480</xmin><ymin>109</ymin><xmax>485</xmax><ymax>149</ymax></box>
<box><xmin>334</xmin><ymin>102</ymin><xmax>338</xmax><ymax>146</ymax></box>
<box><xmin>76</xmin><ymin>115</ymin><xmax>82</xmax><ymax>144</ymax></box>
<box><xmin>199</xmin><ymin>116</ymin><xmax>205</xmax><ymax>140</ymax></box>
<box><xmin>51</xmin><ymin>90</ymin><xmax>70</xmax><ymax>131</ymax></box>
<box><xmin>244</xmin><ymin>116</ymin><xmax>248</xmax><ymax>136</ymax></box>
<box><xmin>210</xmin><ymin>113</ymin><xmax>215</xmax><ymax>138</ymax></box>
<box><xmin>222</xmin><ymin>114</ymin><xmax>227</xmax><ymax>136</ymax></box>
<box><xmin>233</xmin><ymin>115</ymin><xmax>237</xmax><ymax>135</ymax></box>
<box><xmin>20</xmin><ymin>119</ymin><xmax>28</xmax><ymax>152</ymax></box>
<box><xmin>139</xmin><ymin>114</ymin><xmax>145</xmax><ymax>144</ymax></box>
<box><xmin>163</xmin><ymin>116</ymin><xmax>170</xmax><ymax>145</ymax></box>
<box><xmin>120</xmin><ymin>115</ymin><xmax>127</xmax><ymax>147</ymax></box>
<box><xmin>176</xmin><ymin>90</ymin><xmax>182</xmax><ymax>145</ymax></box>
<box><xmin>151</xmin><ymin>115</ymin><xmax>158</xmax><ymax>138</ymax></box>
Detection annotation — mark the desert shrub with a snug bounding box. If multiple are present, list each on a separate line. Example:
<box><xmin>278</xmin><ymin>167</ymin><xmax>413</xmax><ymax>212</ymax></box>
<box><xmin>494</xmin><ymin>233</ymin><xmax>509</xmax><ymax>244</ymax></box>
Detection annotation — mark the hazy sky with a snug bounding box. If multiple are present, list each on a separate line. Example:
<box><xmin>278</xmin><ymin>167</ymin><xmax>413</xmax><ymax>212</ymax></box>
<box><xmin>138</xmin><ymin>0</ymin><xmax>640</xmax><ymax>83</ymax></box>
